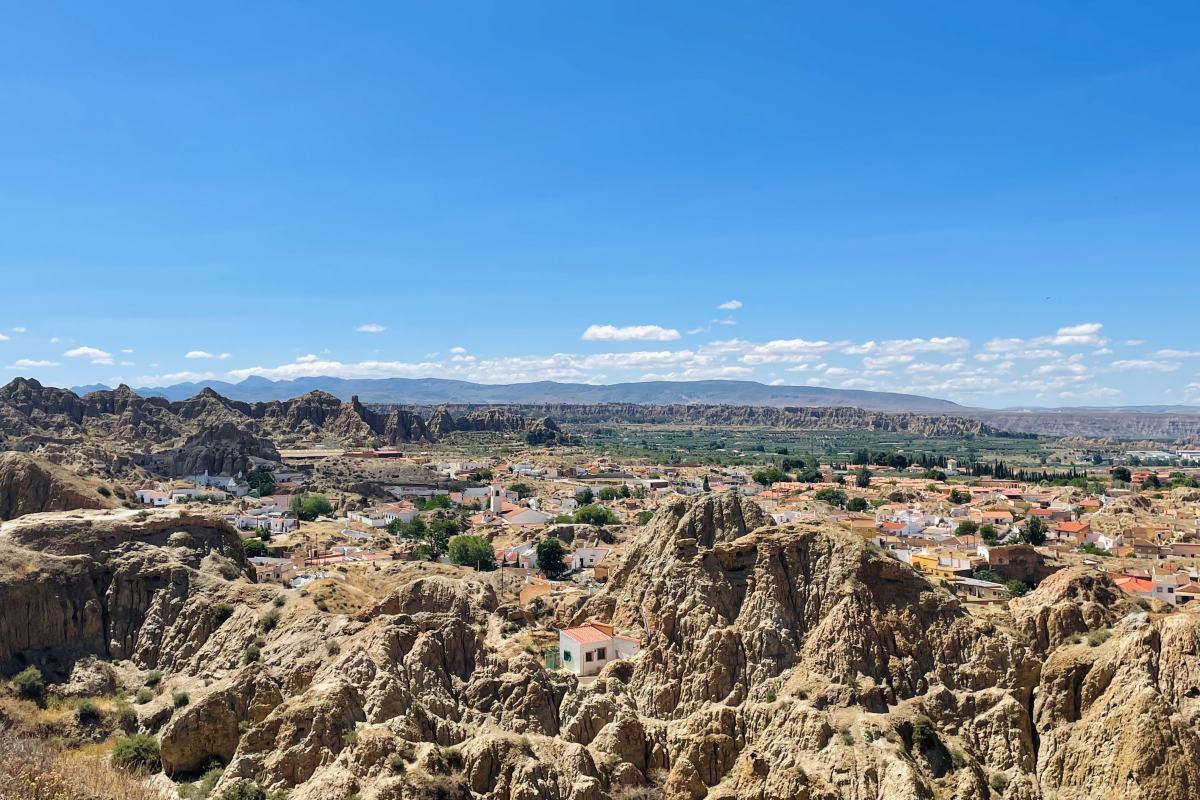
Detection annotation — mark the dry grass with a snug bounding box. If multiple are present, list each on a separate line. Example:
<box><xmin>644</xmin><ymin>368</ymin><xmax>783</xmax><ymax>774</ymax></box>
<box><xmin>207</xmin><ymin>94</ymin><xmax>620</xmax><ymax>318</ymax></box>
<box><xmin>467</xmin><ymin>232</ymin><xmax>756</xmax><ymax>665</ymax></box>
<box><xmin>0</xmin><ymin>726</ymin><xmax>163</xmax><ymax>800</ymax></box>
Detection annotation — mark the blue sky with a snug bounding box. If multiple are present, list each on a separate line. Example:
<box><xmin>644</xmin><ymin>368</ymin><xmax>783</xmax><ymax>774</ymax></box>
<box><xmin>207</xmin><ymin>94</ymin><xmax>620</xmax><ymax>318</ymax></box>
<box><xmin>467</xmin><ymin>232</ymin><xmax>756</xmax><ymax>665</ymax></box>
<box><xmin>1</xmin><ymin>3</ymin><xmax>1198</xmax><ymax>407</ymax></box>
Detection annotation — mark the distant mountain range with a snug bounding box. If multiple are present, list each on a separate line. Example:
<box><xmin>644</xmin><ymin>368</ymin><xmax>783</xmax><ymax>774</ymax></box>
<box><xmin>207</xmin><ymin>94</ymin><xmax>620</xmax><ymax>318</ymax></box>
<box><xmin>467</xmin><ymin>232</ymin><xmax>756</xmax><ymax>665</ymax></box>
<box><xmin>108</xmin><ymin>376</ymin><xmax>966</xmax><ymax>413</ymax></box>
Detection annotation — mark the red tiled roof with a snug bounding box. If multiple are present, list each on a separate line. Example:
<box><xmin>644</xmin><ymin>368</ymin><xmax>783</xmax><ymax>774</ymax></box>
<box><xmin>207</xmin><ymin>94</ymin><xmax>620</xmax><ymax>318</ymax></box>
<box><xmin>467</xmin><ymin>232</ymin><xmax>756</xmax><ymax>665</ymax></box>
<box><xmin>561</xmin><ymin>624</ymin><xmax>612</xmax><ymax>644</ymax></box>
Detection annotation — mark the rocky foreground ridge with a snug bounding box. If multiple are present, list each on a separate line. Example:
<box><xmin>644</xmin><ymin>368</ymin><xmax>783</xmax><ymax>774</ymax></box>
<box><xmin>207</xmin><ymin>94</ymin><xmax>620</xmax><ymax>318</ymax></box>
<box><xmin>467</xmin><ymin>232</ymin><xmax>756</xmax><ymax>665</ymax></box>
<box><xmin>2</xmin><ymin>496</ymin><xmax>1199</xmax><ymax>799</ymax></box>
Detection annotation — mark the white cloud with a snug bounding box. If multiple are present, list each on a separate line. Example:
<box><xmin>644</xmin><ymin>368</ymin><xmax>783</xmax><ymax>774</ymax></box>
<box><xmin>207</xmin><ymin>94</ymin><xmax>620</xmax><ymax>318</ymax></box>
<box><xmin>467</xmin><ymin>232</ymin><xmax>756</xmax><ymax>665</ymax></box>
<box><xmin>844</xmin><ymin>337</ymin><xmax>969</xmax><ymax>356</ymax></box>
<box><xmin>356</xmin><ymin>323</ymin><xmax>386</xmax><ymax>333</ymax></box>
<box><xmin>64</xmin><ymin>345</ymin><xmax>111</xmax><ymax>359</ymax></box>
<box><xmin>717</xmin><ymin>299</ymin><xmax>743</xmax><ymax>311</ymax></box>
<box><xmin>121</xmin><ymin>348</ymin><xmax>134</xmax><ymax>354</ymax></box>
<box><xmin>862</xmin><ymin>354</ymin><xmax>914</xmax><ymax>369</ymax></box>
<box><xmin>184</xmin><ymin>350</ymin><xmax>231</xmax><ymax>360</ymax></box>
<box><xmin>449</xmin><ymin>346</ymin><xmax>468</xmax><ymax>354</ymax></box>
<box><xmin>738</xmin><ymin>338</ymin><xmax>836</xmax><ymax>364</ymax></box>
<box><xmin>0</xmin><ymin>333</ymin><xmax>8</xmax><ymax>341</ymax></box>
<box><xmin>1050</xmin><ymin>322</ymin><xmax>1104</xmax><ymax>346</ymax></box>
<box><xmin>7</xmin><ymin>359</ymin><xmax>60</xmax><ymax>368</ymax></box>
<box><xmin>296</xmin><ymin>354</ymin><xmax>321</xmax><ymax>363</ymax></box>
<box><xmin>11</xmin><ymin>327</ymin><xmax>26</xmax><ymax>334</ymax></box>
<box><xmin>582</xmin><ymin>324</ymin><xmax>681</xmax><ymax>342</ymax></box>
<box><xmin>1107</xmin><ymin>359</ymin><xmax>1180</xmax><ymax>373</ymax></box>
<box><xmin>1155</xmin><ymin>349</ymin><xmax>1200</xmax><ymax>358</ymax></box>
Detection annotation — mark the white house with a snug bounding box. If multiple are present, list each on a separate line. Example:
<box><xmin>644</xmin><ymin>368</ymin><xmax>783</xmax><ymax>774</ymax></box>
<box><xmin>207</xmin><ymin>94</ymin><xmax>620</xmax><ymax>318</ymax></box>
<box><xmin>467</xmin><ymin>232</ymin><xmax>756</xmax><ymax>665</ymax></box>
<box><xmin>135</xmin><ymin>489</ymin><xmax>171</xmax><ymax>507</ymax></box>
<box><xmin>558</xmin><ymin>622</ymin><xmax>641</xmax><ymax>677</ymax></box>
<box><xmin>569</xmin><ymin>546</ymin><xmax>610</xmax><ymax>571</ymax></box>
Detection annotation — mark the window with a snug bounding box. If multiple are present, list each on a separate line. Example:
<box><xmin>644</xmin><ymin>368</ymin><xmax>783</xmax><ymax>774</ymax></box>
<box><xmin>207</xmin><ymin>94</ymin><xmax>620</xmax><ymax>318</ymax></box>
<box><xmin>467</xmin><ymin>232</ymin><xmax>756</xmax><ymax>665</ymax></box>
<box><xmin>562</xmin><ymin>650</ymin><xmax>571</xmax><ymax>662</ymax></box>
<box><xmin>596</xmin><ymin>647</ymin><xmax>607</xmax><ymax>660</ymax></box>
<box><xmin>585</xmin><ymin>651</ymin><xmax>593</xmax><ymax>662</ymax></box>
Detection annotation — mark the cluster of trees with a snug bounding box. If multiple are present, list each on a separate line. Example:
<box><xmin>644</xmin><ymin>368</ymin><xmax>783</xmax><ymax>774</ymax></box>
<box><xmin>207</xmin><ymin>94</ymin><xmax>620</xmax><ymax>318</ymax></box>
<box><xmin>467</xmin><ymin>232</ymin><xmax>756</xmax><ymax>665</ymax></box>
<box><xmin>573</xmin><ymin>504</ymin><xmax>619</xmax><ymax>526</ymax></box>
<box><xmin>536</xmin><ymin>538</ymin><xmax>569</xmax><ymax>578</ymax></box>
<box><xmin>970</xmin><ymin>460</ymin><xmax>1092</xmax><ymax>486</ymax></box>
<box><xmin>851</xmin><ymin>449</ymin><xmax>912</xmax><ymax>470</ymax></box>
<box><xmin>448</xmin><ymin>534</ymin><xmax>495</xmax><ymax>571</ymax></box>
<box><xmin>290</xmin><ymin>494</ymin><xmax>333</xmax><ymax>521</ymax></box>
<box><xmin>387</xmin><ymin>515</ymin><xmax>460</xmax><ymax>560</ymax></box>
<box><xmin>246</xmin><ymin>468</ymin><xmax>276</xmax><ymax>497</ymax></box>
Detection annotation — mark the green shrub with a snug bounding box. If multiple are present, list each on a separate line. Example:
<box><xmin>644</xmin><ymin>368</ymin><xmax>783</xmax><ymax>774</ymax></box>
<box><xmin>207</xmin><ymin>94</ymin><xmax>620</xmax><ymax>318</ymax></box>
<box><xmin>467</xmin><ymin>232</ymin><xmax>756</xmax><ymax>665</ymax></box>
<box><xmin>75</xmin><ymin>699</ymin><xmax>103</xmax><ymax>725</ymax></box>
<box><xmin>324</xmin><ymin>639</ymin><xmax>340</xmax><ymax>656</ymax></box>
<box><xmin>213</xmin><ymin>604</ymin><xmax>235</xmax><ymax>625</ymax></box>
<box><xmin>258</xmin><ymin>610</ymin><xmax>280</xmax><ymax>633</ymax></box>
<box><xmin>172</xmin><ymin>691</ymin><xmax>190</xmax><ymax>708</ymax></box>
<box><xmin>764</xmin><ymin>689</ymin><xmax>777</xmax><ymax>703</ymax></box>
<box><xmin>217</xmin><ymin>780</ymin><xmax>267</xmax><ymax>800</ymax></box>
<box><xmin>272</xmin><ymin>594</ymin><xmax>286</xmax><ymax>608</ymax></box>
<box><xmin>135</xmin><ymin>687</ymin><xmax>154</xmax><ymax>704</ymax></box>
<box><xmin>838</xmin><ymin>726</ymin><xmax>854</xmax><ymax>745</ymax></box>
<box><xmin>243</xmin><ymin>644</ymin><xmax>261</xmax><ymax>664</ymax></box>
<box><xmin>989</xmin><ymin>772</ymin><xmax>1009</xmax><ymax>793</ymax></box>
<box><xmin>111</xmin><ymin>733</ymin><xmax>161</xmax><ymax>773</ymax></box>
<box><xmin>144</xmin><ymin>670</ymin><xmax>164</xmax><ymax>687</ymax></box>
<box><xmin>1087</xmin><ymin>628</ymin><xmax>1111</xmax><ymax>647</ymax></box>
<box><xmin>115</xmin><ymin>701</ymin><xmax>138</xmax><ymax>732</ymax></box>
<box><xmin>11</xmin><ymin>666</ymin><xmax>46</xmax><ymax>701</ymax></box>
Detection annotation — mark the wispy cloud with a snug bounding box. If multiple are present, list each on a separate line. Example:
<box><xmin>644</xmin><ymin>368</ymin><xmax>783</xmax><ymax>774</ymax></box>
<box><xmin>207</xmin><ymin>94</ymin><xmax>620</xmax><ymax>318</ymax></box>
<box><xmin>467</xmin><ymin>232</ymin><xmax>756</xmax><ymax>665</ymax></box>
<box><xmin>582</xmin><ymin>324</ymin><xmax>681</xmax><ymax>342</ymax></box>
<box><xmin>7</xmin><ymin>359</ymin><xmax>60</xmax><ymax>368</ymax></box>
<box><xmin>184</xmin><ymin>350</ymin><xmax>231</xmax><ymax>360</ymax></box>
<box><xmin>717</xmin><ymin>299</ymin><xmax>743</xmax><ymax>311</ymax></box>
<box><xmin>63</xmin><ymin>345</ymin><xmax>113</xmax><ymax>365</ymax></box>
<box><xmin>356</xmin><ymin>323</ymin><xmax>386</xmax><ymax>333</ymax></box>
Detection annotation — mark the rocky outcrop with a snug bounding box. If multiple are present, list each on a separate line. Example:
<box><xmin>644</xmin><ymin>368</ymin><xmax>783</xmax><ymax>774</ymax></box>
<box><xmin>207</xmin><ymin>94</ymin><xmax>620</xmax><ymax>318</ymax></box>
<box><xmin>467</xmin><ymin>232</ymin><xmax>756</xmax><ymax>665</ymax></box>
<box><xmin>0</xmin><ymin>451</ymin><xmax>118</xmax><ymax>520</ymax></box>
<box><xmin>4</xmin><ymin>494</ymin><xmax>1200</xmax><ymax>800</ymax></box>
<box><xmin>0</xmin><ymin>509</ymin><xmax>249</xmax><ymax>676</ymax></box>
<box><xmin>161</xmin><ymin>422</ymin><xmax>281</xmax><ymax>477</ymax></box>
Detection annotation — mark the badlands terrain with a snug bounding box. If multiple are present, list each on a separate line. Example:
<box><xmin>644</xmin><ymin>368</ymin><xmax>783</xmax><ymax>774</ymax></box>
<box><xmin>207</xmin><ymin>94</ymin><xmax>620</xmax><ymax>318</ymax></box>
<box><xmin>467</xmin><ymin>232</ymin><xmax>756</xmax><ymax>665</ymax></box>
<box><xmin>0</xmin><ymin>494</ymin><xmax>1198</xmax><ymax>799</ymax></box>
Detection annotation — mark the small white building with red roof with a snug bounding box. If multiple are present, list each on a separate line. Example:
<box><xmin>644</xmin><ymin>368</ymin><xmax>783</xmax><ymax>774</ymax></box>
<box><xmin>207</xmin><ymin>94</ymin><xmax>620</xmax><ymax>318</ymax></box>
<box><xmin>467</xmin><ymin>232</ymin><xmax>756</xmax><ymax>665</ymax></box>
<box><xmin>558</xmin><ymin>621</ymin><xmax>641</xmax><ymax>677</ymax></box>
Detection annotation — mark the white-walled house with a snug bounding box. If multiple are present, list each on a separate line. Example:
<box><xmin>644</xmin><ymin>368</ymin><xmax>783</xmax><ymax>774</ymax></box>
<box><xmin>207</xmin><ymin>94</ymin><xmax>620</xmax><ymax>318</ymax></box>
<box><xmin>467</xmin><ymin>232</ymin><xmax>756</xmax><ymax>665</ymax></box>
<box><xmin>569</xmin><ymin>546</ymin><xmax>610</xmax><ymax>571</ymax></box>
<box><xmin>135</xmin><ymin>488</ymin><xmax>171</xmax><ymax>507</ymax></box>
<box><xmin>558</xmin><ymin>622</ymin><xmax>641</xmax><ymax>677</ymax></box>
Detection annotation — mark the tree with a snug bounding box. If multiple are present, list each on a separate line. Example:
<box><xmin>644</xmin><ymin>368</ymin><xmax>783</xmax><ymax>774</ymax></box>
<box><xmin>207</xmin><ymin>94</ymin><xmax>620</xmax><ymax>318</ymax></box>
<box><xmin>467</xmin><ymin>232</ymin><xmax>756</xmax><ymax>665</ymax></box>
<box><xmin>637</xmin><ymin>510</ymin><xmax>654</xmax><ymax>525</ymax></box>
<box><xmin>923</xmin><ymin>469</ymin><xmax>947</xmax><ymax>482</ymax></box>
<box><xmin>389</xmin><ymin>517</ymin><xmax>426</xmax><ymax>539</ymax></box>
<box><xmin>247</xmin><ymin>468</ymin><xmax>276</xmax><ymax>497</ymax></box>
<box><xmin>1004</xmin><ymin>580</ymin><xmax>1029</xmax><ymax>598</ymax></box>
<box><xmin>948</xmin><ymin>489</ymin><xmax>971</xmax><ymax>505</ymax></box>
<box><xmin>813</xmin><ymin>488</ymin><xmax>848</xmax><ymax>508</ymax></box>
<box><xmin>290</xmin><ymin>494</ymin><xmax>333</xmax><ymax>521</ymax></box>
<box><xmin>980</xmin><ymin>523</ymin><xmax>998</xmax><ymax>544</ymax></box>
<box><xmin>1110</xmin><ymin>466</ymin><xmax>1132</xmax><ymax>483</ymax></box>
<box><xmin>507</xmin><ymin>483</ymin><xmax>533</xmax><ymax>499</ymax></box>
<box><xmin>418</xmin><ymin>519</ymin><xmax>457</xmax><ymax>560</ymax></box>
<box><xmin>243</xmin><ymin>538</ymin><xmax>269</xmax><ymax>558</ymax></box>
<box><xmin>536</xmin><ymin>538</ymin><xmax>569</xmax><ymax>578</ymax></box>
<box><xmin>853</xmin><ymin>448</ymin><xmax>871</xmax><ymax>466</ymax></box>
<box><xmin>1143</xmin><ymin>474</ymin><xmax>1161</xmax><ymax>489</ymax></box>
<box><xmin>448</xmin><ymin>535</ymin><xmax>496</xmax><ymax>571</ymax></box>
<box><xmin>702</xmin><ymin>475</ymin><xmax>710</xmax><ymax>492</ymax></box>
<box><xmin>955</xmin><ymin>520</ymin><xmax>979</xmax><ymax>537</ymax></box>
<box><xmin>846</xmin><ymin>496</ymin><xmax>869</xmax><ymax>512</ymax></box>
<box><xmin>598</xmin><ymin>486</ymin><xmax>621</xmax><ymax>501</ymax></box>
<box><xmin>1021</xmin><ymin>516</ymin><xmax>1047</xmax><ymax>546</ymax></box>
<box><xmin>752</xmin><ymin>466</ymin><xmax>788</xmax><ymax>486</ymax></box>
<box><xmin>574</xmin><ymin>488</ymin><xmax>594</xmax><ymax>505</ymax></box>
<box><xmin>574</xmin><ymin>504</ymin><xmax>618</xmax><ymax>526</ymax></box>
<box><xmin>854</xmin><ymin>467</ymin><xmax>872</xmax><ymax>489</ymax></box>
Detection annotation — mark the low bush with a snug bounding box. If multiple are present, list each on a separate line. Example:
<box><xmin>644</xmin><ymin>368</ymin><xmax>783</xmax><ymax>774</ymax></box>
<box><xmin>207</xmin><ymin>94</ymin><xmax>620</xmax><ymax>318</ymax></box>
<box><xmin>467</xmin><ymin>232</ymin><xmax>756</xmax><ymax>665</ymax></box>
<box><xmin>111</xmin><ymin>734</ymin><xmax>161</xmax><ymax>773</ymax></box>
<box><xmin>172</xmin><ymin>691</ymin><xmax>190</xmax><ymax>709</ymax></box>
<box><xmin>75</xmin><ymin>699</ymin><xmax>103</xmax><ymax>726</ymax></box>
<box><xmin>11</xmin><ymin>666</ymin><xmax>46</xmax><ymax>701</ymax></box>
<box><xmin>135</xmin><ymin>687</ymin><xmax>154</xmax><ymax>704</ymax></box>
